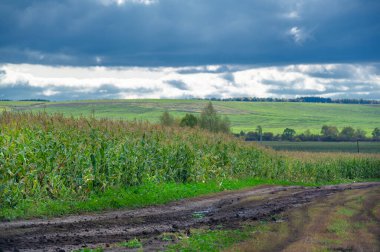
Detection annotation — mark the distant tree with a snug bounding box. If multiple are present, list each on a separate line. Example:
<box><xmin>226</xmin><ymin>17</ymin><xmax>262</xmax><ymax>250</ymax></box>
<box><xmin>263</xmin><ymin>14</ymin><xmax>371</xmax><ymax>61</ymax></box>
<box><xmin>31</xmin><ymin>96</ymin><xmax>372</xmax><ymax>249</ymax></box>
<box><xmin>273</xmin><ymin>134</ymin><xmax>282</xmax><ymax>141</ymax></box>
<box><xmin>303</xmin><ymin>129</ymin><xmax>312</xmax><ymax>137</ymax></box>
<box><xmin>199</xmin><ymin>102</ymin><xmax>218</xmax><ymax>132</ymax></box>
<box><xmin>256</xmin><ymin>125</ymin><xmax>263</xmax><ymax>142</ymax></box>
<box><xmin>180</xmin><ymin>114</ymin><xmax>198</xmax><ymax>128</ymax></box>
<box><xmin>355</xmin><ymin>128</ymin><xmax>367</xmax><ymax>140</ymax></box>
<box><xmin>321</xmin><ymin>125</ymin><xmax>339</xmax><ymax>141</ymax></box>
<box><xmin>199</xmin><ymin>102</ymin><xmax>230</xmax><ymax>133</ymax></box>
<box><xmin>262</xmin><ymin>132</ymin><xmax>274</xmax><ymax>141</ymax></box>
<box><xmin>159</xmin><ymin>110</ymin><xmax>174</xmax><ymax>126</ymax></box>
<box><xmin>282</xmin><ymin>128</ymin><xmax>296</xmax><ymax>141</ymax></box>
<box><xmin>372</xmin><ymin>128</ymin><xmax>380</xmax><ymax>140</ymax></box>
<box><xmin>245</xmin><ymin>131</ymin><xmax>259</xmax><ymax>141</ymax></box>
<box><xmin>339</xmin><ymin>126</ymin><xmax>355</xmax><ymax>141</ymax></box>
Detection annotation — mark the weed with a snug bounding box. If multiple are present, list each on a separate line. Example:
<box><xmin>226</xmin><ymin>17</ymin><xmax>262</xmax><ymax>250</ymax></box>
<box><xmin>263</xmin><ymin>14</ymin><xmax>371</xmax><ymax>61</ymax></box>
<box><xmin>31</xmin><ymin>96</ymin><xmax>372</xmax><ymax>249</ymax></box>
<box><xmin>161</xmin><ymin>233</ymin><xmax>179</xmax><ymax>242</ymax></box>
<box><xmin>120</xmin><ymin>238</ymin><xmax>142</xmax><ymax>248</ymax></box>
<box><xmin>73</xmin><ymin>248</ymin><xmax>103</xmax><ymax>252</ymax></box>
<box><xmin>192</xmin><ymin>211</ymin><xmax>207</xmax><ymax>219</ymax></box>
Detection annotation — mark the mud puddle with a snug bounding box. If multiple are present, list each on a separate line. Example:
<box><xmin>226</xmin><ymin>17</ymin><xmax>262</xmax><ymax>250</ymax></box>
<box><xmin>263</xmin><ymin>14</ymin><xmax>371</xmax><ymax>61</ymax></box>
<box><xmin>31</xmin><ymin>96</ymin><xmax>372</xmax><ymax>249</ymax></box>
<box><xmin>1</xmin><ymin>182</ymin><xmax>379</xmax><ymax>251</ymax></box>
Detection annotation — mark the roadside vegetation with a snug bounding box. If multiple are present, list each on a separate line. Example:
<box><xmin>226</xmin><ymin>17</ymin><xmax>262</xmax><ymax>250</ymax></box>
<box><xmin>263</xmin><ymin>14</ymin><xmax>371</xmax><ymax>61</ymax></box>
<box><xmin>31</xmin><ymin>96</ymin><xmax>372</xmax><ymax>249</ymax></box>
<box><xmin>0</xmin><ymin>107</ymin><xmax>379</xmax><ymax>220</ymax></box>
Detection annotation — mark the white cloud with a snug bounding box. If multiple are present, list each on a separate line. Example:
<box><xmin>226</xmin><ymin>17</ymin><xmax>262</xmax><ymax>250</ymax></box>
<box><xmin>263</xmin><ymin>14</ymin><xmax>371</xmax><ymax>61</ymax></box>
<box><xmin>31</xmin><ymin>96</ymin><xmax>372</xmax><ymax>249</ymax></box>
<box><xmin>42</xmin><ymin>89</ymin><xmax>60</xmax><ymax>96</ymax></box>
<box><xmin>99</xmin><ymin>0</ymin><xmax>158</xmax><ymax>6</ymax></box>
<box><xmin>95</xmin><ymin>56</ymin><xmax>102</xmax><ymax>64</ymax></box>
<box><xmin>288</xmin><ymin>26</ymin><xmax>311</xmax><ymax>45</ymax></box>
<box><xmin>0</xmin><ymin>63</ymin><xmax>379</xmax><ymax>100</ymax></box>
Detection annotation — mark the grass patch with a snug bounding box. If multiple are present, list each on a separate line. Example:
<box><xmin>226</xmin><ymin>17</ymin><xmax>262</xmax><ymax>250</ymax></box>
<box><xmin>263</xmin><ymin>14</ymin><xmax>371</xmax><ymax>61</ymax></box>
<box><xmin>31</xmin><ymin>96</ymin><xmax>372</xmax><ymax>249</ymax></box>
<box><xmin>327</xmin><ymin>219</ymin><xmax>350</xmax><ymax>237</ymax></box>
<box><xmin>73</xmin><ymin>248</ymin><xmax>103</xmax><ymax>252</ymax></box>
<box><xmin>337</xmin><ymin>207</ymin><xmax>356</xmax><ymax>217</ymax></box>
<box><xmin>161</xmin><ymin>233</ymin><xmax>178</xmax><ymax>242</ymax></box>
<box><xmin>120</xmin><ymin>238</ymin><xmax>143</xmax><ymax>249</ymax></box>
<box><xmin>166</xmin><ymin>221</ymin><xmax>276</xmax><ymax>252</ymax></box>
<box><xmin>166</xmin><ymin>227</ymin><xmax>252</xmax><ymax>252</ymax></box>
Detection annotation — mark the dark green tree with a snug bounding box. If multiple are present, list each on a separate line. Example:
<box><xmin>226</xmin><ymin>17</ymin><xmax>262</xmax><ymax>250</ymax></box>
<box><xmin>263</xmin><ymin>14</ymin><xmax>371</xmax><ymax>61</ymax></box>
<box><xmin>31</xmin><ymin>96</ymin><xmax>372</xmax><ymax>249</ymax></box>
<box><xmin>372</xmin><ymin>128</ymin><xmax>380</xmax><ymax>140</ymax></box>
<box><xmin>262</xmin><ymin>132</ymin><xmax>274</xmax><ymax>141</ymax></box>
<box><xmin>282</xmin><ymin>128</ymin><xmax>296</xmax><ymax>141</ymax></box>
<box><xmin>321</xmin><ymin>125</ymin><xmax>339</xmax><ymax>140</ymax></box>
<box><xmin>355</xmin><ymin>128</ymin><xmax>367</xmax><ymax>140</ymax></box>
<box><xmin>339</xmin><ymin>126</ymin><xmax>355</xmax><ymax>141</ymax></box>
<box><xmin>180</xmin><ymin>114</ymin><xmax>198</xmax><ymax>128</ymax></box>
<box><xmin>256</xmin><ymin>125</ymin><xmax>263</xmax><ymax>142</ymax></box>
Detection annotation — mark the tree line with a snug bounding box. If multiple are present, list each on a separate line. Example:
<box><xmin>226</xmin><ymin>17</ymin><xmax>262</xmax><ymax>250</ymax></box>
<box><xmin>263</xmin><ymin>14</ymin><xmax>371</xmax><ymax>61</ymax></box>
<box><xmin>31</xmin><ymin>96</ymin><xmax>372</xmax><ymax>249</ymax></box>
<box><xmin>0</xmin><ymin>99</ymin><xmax>51</xmax><ymax>102</ymax></box>
<box><xmin>196</xmin><ymin>96</ymin><xmax>380</xmax><ymax>104</ymax></box>
<box><xmin>238</xmin><ymin>126</ymin><xmax>380</xmax><ymax>142</ymax></box>
<box><xmin>160</xmin><ymin>102</ymin><xmax>380</xmax><ymax>142</ymax></box>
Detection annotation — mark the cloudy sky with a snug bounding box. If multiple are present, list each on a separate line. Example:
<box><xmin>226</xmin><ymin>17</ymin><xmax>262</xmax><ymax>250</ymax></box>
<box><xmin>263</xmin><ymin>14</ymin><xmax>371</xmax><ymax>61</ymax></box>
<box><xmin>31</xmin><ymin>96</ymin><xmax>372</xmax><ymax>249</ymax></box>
<box><xmin>0</xmin><ymin>0</ymin><xmax>379</xmax><ymax>100</ymax></box>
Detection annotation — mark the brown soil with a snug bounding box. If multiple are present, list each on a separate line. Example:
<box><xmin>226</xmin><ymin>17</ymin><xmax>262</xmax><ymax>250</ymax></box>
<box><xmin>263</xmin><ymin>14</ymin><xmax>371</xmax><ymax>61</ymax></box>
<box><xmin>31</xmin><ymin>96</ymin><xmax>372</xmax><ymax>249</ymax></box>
<box><xmin>228</xmin><ymin>184</ymin><xmax>380</xmax><ymax>252</ymax></box>
<box><xmin>0</xmin><ymin>182</ymin><xmax>379</xmax><ymax>252</ymax></box>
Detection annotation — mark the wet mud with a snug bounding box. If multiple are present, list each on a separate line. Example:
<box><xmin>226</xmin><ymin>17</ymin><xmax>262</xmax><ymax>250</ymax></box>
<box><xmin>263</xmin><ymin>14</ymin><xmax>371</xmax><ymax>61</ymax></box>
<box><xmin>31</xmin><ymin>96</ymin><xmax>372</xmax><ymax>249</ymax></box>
<box><xmin>1</xmin><ymin>182</ymin><xmax>379</xmax><ymax>251</ymax></box>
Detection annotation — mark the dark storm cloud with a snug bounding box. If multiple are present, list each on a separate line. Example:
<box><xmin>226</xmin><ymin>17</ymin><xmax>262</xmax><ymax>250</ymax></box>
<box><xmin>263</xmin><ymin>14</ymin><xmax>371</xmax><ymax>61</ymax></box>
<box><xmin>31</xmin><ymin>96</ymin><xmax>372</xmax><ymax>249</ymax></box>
<box><xmin>0</xmin><ymin>0</ymin><xmax>379</xmax><ymax>66</ymax></box>
<box><xmin>221</xmin><ymin>72</ymin><xmax>235</xmax><ymax>84</ymax></box>
<box><xmin>0</xmin><ymin>82</ymin><xmax>160</xmax><ymax>101</ymax></box>
<box><xmin>266</xmin><ymin>79</ymin><xmax>379</xmax><ymax>98</ymax></box>
<box><xmin>175</xmin><ymin>65</ymin><xmax>245</xmax><ymax>74</ymax></box>
<box><xmin>0</xmin><ymin>83</ymin><xmax>45</xmax><ymax>100</ymax></box>
<box><xmin>204</xmin><ymin>93</ymin><xmax>223</xmax><ymax>99</ymax></box>
<box><xmin>259</xmin><ymin>63</ymin><xmax>380</xmax><ymax>98</ymax></box>
<box><xmin>333</xmin><ymin>91</ymin><xmax>380</xmax><ymax>100</ymax></box>
<box><xmin>165</xmin><ymin>80</ymin><xmax>189</xmax><ymax>90</ymax></box>
<box><xmin>304</xmin><ymin>67</ymin><xmax>356</xmax><ymax>79</ymax></box>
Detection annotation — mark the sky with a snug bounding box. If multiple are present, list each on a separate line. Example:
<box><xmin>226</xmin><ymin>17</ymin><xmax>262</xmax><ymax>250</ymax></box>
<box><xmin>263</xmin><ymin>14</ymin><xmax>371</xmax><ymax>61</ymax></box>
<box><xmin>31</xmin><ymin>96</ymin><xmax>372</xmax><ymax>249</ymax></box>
<box><xmin>0</xmin><ymin>0</ymin><xmax>379</xmax><ymax>100</ymax></box>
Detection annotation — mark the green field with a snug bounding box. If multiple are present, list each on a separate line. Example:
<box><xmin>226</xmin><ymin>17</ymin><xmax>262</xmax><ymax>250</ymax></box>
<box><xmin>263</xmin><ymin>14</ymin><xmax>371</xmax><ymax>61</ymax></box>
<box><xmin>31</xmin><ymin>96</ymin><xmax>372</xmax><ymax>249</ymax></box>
<box><xmin>262</xmin><ymin>141</ymin><xmax>380</xmax><ymax>153</ymax></box>
<box><xmin>1</xmin><ymin>99</ymin><xmax>379</xmax><ymax>134</ymax></box>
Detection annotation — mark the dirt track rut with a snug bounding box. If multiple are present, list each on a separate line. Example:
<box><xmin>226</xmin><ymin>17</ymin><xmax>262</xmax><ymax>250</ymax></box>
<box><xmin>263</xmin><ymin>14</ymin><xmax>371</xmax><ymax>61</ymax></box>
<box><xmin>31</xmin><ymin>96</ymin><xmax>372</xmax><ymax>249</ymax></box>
<box><xmin>1</xmin><ymin>182</ymin><xmax>379</xmax><ymax>251</ymax></box>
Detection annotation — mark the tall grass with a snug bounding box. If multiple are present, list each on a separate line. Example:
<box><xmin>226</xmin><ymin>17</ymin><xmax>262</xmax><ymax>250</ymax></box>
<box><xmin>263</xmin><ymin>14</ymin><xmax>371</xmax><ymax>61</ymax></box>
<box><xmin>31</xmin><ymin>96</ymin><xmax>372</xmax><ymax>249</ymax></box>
<box><xmin>0</xmin><ymin>111</ymin><xmax>379</xmax><ymax>210</ymax></box>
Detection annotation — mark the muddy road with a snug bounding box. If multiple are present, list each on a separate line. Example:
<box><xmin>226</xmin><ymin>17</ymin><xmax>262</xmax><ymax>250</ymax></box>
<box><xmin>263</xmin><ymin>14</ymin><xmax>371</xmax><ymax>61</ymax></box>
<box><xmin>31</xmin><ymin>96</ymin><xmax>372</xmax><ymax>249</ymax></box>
<box><xmin>1</xmin><ymin>182</ymin><xmax>379</xmax><ymax>251</ymax></box>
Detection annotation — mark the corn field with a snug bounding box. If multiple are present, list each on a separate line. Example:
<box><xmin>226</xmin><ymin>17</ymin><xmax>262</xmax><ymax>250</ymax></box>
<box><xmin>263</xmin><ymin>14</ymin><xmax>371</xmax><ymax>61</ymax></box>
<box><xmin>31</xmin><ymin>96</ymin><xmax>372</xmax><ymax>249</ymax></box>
<box><xmin>0</xmin><ymin>112</ymin><xmax>379</xmax><ymax>209</ymax></box>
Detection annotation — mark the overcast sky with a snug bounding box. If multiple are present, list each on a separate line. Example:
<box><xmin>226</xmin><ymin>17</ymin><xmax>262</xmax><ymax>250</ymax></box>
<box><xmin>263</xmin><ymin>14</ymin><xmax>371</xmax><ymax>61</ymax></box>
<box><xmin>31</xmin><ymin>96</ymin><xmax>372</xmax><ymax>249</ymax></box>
<box><xmin>0</xmin><ymin>0</ymin><xmax>379</xmax><ymax>100</ymax></box>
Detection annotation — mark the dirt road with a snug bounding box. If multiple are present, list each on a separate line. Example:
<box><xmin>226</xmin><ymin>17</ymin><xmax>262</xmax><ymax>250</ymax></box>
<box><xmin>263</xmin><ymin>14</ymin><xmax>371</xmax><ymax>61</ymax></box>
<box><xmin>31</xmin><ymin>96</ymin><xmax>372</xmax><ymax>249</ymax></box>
<box><xmin>1</xmin><ymin>182</ymin><xmax>379</xmax><ymax>251</ymax></box>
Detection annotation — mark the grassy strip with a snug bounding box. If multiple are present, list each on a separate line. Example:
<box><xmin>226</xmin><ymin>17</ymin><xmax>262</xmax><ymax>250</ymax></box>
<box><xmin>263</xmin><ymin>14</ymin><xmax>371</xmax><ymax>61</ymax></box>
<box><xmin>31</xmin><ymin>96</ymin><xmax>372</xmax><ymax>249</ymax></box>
<box><xmin>166</xmin><ymin>222</ymin><xmax>271</xmax><ymax>252</ymax></box>
<box><xmin>0</xmin><ymin>177</ymin><xmax>318</xmax><ymax>220</ymax></box>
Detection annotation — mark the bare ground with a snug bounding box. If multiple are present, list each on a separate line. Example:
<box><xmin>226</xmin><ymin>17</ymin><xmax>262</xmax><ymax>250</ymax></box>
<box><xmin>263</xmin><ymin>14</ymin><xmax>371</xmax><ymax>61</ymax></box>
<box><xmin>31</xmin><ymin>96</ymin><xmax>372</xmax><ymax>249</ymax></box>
<box><xmin>0</xmin><ymin>182</ymin><xmax>379</xmax><ymax>252</ymax></box>
<box><xmin>228</xmin><ymin>184</ymin><xmax>380</xmax><ymax>252</ymax></box>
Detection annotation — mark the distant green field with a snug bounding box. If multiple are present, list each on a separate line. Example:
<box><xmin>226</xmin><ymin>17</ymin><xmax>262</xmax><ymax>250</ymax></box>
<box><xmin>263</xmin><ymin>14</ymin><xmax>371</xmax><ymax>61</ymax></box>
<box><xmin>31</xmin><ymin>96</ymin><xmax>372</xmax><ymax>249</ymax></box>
<box><xmin>261</xmin><ymin>141</ymin><xmax>380</xmax><ymax>153</ymax></box>
<box><xmin>1</xmin><ymin>99</ymin><xmax>379</xmax><ymax>134</ymax></box>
